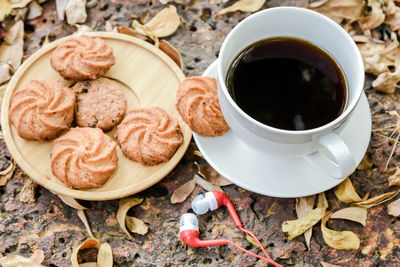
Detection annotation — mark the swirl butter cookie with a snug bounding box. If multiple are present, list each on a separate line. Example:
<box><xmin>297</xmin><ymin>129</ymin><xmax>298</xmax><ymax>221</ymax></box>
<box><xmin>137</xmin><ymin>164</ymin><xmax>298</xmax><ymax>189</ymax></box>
<box><xmin>51</xmin><ymin>127</ymin><xmax>118</xmax><ymax>189</ymax></box>
<box><xmin>72</xmin><ymin>78</ymin><xmax>127</xmax><ymax>132</ymax></box>
<box><xmin>9</xmin><ymin>80</ymin><xmax>75</xmax><ymax>141</ymax></box>
<box><xmin>176</xmin><ymin>76</ymin><xmax>229</xmax><ymax>136</ymax></box>
<box><xmin>50</xmin><ymin>35</ymin><xmax>115</xmax><ymax>80</ymax></box>
<box><xmin>116</xmin><ymin>107</ymin><xmax>183</xmax><ymax>166</ymax></box>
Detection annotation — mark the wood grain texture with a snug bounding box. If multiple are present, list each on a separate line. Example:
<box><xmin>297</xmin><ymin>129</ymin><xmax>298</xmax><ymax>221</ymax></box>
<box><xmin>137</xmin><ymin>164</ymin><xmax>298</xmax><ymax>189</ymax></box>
<box><xmin>1</xmin><ymin>32</ymin><xmax>191</xmax><ymax>200</ymax></box>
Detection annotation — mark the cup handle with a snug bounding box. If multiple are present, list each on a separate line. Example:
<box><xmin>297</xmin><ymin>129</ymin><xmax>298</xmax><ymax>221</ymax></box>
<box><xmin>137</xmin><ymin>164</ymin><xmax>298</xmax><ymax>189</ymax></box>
<box><xmin>304</xmin><ymin>132</ymin><xmax>355</xmax><ymax>179</ymax></box>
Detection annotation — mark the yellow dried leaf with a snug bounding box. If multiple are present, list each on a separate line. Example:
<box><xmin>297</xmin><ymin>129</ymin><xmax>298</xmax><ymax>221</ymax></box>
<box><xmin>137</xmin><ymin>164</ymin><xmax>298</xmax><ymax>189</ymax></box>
<box><xmin>171</xmin><ymin>179</ymin><xmax>196</xmax><ymax>203</ymax></box>
<box><xmin>331</xmin><ymin>207</ymin><xmax>367</xmax><ymax>226</ymax></box>
<box><xmin>334</xmin><ymin>178</ymin><xmax>363</xmax><ymax>203</ymax></box>
<box><xmin>159</xmin><ymin>40</ymin><xmax>183</xmax><ymax>70</ymax></box>
<box><xmin>77</xmin><ymin>210</ymin><xmax>94</xmax><ymax>238</ymax></box>
<box><xmin>215</xmin><ymin>0</ymin><xmax>266</xmax><ymax>16</ymax></box>
<box><xmin>357</xmin><ymin>153</ymin><xmax>373</xmax><ymax>170</ymax></box>
<box><xmin>58</xmin><ymin>194</ymin><xmax>88</xmax><ymax>210</ymax></box>
<box><xmin>246</xmin><ymin>234</ymin><xmax>260</xmax><ymax>247</ymax></box>
<box><xmin>387</xmin><ymin>198</ymin><xmax>400</xmax><ymax>217</ymax></box>
<box><xmin>0</xmin><ymin>250</ymin><xmax>45</xmax><ymax>267</ymax></box>
<box><xmin>0</xmin><ymin>159</ymin><xmax>16</xmax><ymax>187</ymax></box>
<box><xmin>296</xmin><ymin>195</ymin><xmax>316</xmax><ymax>250</ymax></box>
<box><xmin>389</xmin><ymin>166</ymin><xmax>400</xmax><ymax>187</ymax></box>
<box><xmin>307</xmin><ymin>0</ymin><xmax>365</xmax><ymax>23</ymax></box>
<box><xmin>320</xmin><ymin>261</ymin><xmax>342</xmax><ymax>267</ymax></box>
<box><xmin>97</xmin><ymin>243</ymin><xmax>113</xmax><ymax>267</ymax></box>
<box><xmin>321</xmin><ymin>212</ymin><xmax>360</xmax><ymax>250</ymax></box>
<box><xmin>71</xmin><ymin>238</ymin><xmax>100</xmax><ymax>267</ymax></box>
<box><xmin>193</xmin><ymin>150</ymin><xmax>204</xmax><ymax>158</ymax></box>
<box><xmin>195</xmin><ymin>162</ymin><xmax>232</xmax><ymax>186</ymax></box>
<box><xmin>117</xmin><ymin>197</ymin><xmax>143</xmax><ymax>240</ymax></box>
<box><xmin>193</xmin><ymin>174</ymin><xmax>223</xmax><ymax>192</ymax></box>
<box><xmin>318</xmin><ymin>192</ymin><xmax>329</xmax><ymax>209</ymax></box>
<box><xmin>0</xmin><ymin>0</ymin><xmax>12</xmax><ymax>22</ymax></box>
<box><xmin>17</xmin><ymin>178</ymin><xmax>37</xmax><ymax>203</ymax></box>
<box><xmin>359</xmin><ymin>0</ymin><xmax>385</xmax><ymax>31</ymax></box>
<box><xmin>126</xmin><ymin>216</ymin><xmax>148</xmax><ymax>235</ymax></box>
<box><xmin>282</xmin><ymin>207</ymin><xmax>326</xmax><ymax>240</ymax></box>
<box><xmin>353</xmin><ymin>190</ymin><xmax>400</xmax><ymax>208</ymax></box>
<box><xmin>10</xmin><ymin>0</ymin><xmax>31</xmax><ymax>8</ymax></box>
<box><xmin>0</xmin><ymin>20</ymin><xmax>24</xmax><ymax>71</ymax></box>
<box><xmin>132</xmin><ymin>5</ymin><xmax>180</xmax><ymax>38</ymax></box>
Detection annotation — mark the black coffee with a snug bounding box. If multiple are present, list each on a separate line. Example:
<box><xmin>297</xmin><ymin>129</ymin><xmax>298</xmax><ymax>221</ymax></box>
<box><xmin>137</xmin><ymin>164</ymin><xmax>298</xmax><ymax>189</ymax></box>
<box><xmin>226</xmin><ymin>37</ymin><xmax>347</xmax><ymax>131</ymax></box>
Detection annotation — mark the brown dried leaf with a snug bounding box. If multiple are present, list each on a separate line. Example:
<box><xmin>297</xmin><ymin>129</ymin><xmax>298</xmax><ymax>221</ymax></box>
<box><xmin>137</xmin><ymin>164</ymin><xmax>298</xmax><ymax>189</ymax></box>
<box><xmin>357</xmin><ymin>153</ymin><xmax>373</xmax><ymax>170</ymax></box>
<box><xmin>0</xmin><ymin>159</ymin><xmax>16</xmax><ymax>187</ymax></box>
<box><xmin>193</xmin><ymin>174</ymin><xmax>223</xmax><ymax>192</ymax></box>
<box><xmin>65</xmin><ymin>0</ymin><xmax>87</xmax><ymax>25</ymax></box>
<box><xmin>334</xmin><ymin>178</ymin><xmax>363</xmax><ymax>203</ymax></box>
<box><xmin>97</xmin><ymin>243</ymin><xmax>113</xmax><ymax>267</ymax></box>
<box><xmin>307</xmin><ymin>0</ymin><xmax>365</xmax><ymax>23</ymax></box>
<box><xmin>71</xmin><ymin>238</ymin><xmax>100</xmax><ymax>267</ymax></box>
<box><xmin>171</xmin><ymin>179</ymin><xmax>196</xmax><ymax>203</ymax></box>
<box><xmin>296</xmin><ymin>195</ymin><xmax>316</xmax><ymax>250</ymax></box>
<box><xmin>0</xmin><ymin>20</ymin><xmax>24</xmax><ymax>71</ymax></box>
<box><xmin>126</xmin><ymin>216</ymin><xmax>148</xmax><ymax>235</ymax></box>
<box><xmin>132</xmin><ymin>5</ymin><xmax>180</xmax><ymax>38</ymax></box>
<box><xmin>159</xmin><ymin>40</ymin><xmax>183</xmax><ymax>69</ymax></box>
<box><xmin>331</xmin><ymin>207</ymin><xmax>367</xmax><ymax>226</ymax></box>
<box><xmin>117</xmin><ymin>197</ymin><xmax>143</xmax><ymax>240</ymax></box>
<box><xmin>77</xmin><ymin>210</ymin><xmax>94</xmax><ymax>238</ymax></box>
<box><xmin>116</xmin><ymin>25</ymin><xmax>152</xmax><ymax>43</ymax></box>
<box><xmin>0</xmin><ymin>0</ymin><xmax>12</xmax><ymax>22</ymax></box>
<box><xmin>215</xmin><ymin>0</ymin><xmax>266</xmax><ymax>16</ymax></box>
<box><xmin>10</xmin><ymin>0</ymin><xmax>31</xmax><ymax>8</ymax></box>
<box><xmin>352</xmin><ymin>190</ymin><xmax>400</xmax><ymax>208</ymax></box>
<box><xmin>195</xmin><ymin>162</ymin><xmax>232</xmax><ymax>186</ymax></box>
<box><xmin>387</xmin><ymin>198</ymin><xmax>400</xmax><ymax>217</ymax></box>
<box><xmin>0</xmin><ymin>250</ymin><xmax>45</xmax><ymax>267</ymax></box>
<box><xmin>58</xmin><ymin>194</ymin><xmax>88</xmax><ymax>210</ymax></box>
<box><xmin>359</xmin><ymin>0</ymin><xmax>385</xmax><ymax>31</ymax></box>
<box><xmin>385</xmin><ymin>0</ymin><xmax>400</xmax><ymax>31</ymax></box>
<box><xmin>282</xmin><ymin>207</ymin><xmax>326</xmax><ymax>240</ymax></box>
<box><xmin>17</xmin><ymin>178</ymin><xmax>37</xmax><ymax>203</ymax></box>
<box><xmin>372</xmin><ymin>68</ymin><xmax>400</xmax><ymax>93</ymax></box>
<box><xmin>321</xmin><ymin>212</ymin><xmax>360</xmax><ymax>250</ymax></box>
<box><xmin>10</xmin><ymin>7</ymin><xmax>28</xmax><ymax>21</ymax></box>
<box><xmin>0</xmin><ymin>64</ymin><xmax>11</xmax><ymax>85</ymax></box>
<box><xmin>320</xmin><ymin>261</ymin><xmax>342</xmax><ymax>267</ymax></box>
<box><xmin>389</xmin><ymin>166</ymin><xmax>400</xmax><ymax>187</ymax></box>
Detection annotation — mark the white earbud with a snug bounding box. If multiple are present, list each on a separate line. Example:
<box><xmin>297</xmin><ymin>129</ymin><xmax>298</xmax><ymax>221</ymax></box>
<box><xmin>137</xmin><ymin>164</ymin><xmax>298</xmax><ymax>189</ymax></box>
<box><xmin>191</xmin><ymin>191</ymin><xmax>218</xmax><ymax>215</ymax></box>
<box><xmin>179</xmin><ymin>213</ymin><xmax>199</xmax><ymax>232</ymax></box>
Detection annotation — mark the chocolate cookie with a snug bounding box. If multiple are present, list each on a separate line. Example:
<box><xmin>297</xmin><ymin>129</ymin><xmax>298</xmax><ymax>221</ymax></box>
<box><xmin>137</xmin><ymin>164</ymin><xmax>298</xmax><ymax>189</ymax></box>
<box><xmin>50</xmin><ymin>35</ymin><xmax>115</xmax><ymax>80</ymax></box>
<box><xmin>176</xmin><ymin>76</ymin><xmax>229</xmax><ymax>136</ymax></box>
<box><xmin>51</xmin><ymin>127</ymin><xmax>118</xmax><ymax>189</ymax></box>
<box><xmin>9</xmin><ymin>80</ymin><xmax>75</xmax><ymax>141</ymax></box>
<box><xmin>116</xmin><ymin>107</ymin><xmax>183</xmax><ymax>166</ymax></box>
<box><xmin>72</xmin><ymin>77</ymin><xmax>127</xmax><ymax>132</ymax></box>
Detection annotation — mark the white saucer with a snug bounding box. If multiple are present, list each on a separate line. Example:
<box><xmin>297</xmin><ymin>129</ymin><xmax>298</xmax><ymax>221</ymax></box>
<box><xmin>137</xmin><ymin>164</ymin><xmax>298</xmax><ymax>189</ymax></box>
<box><xmin>193</xmin><ymin>60</ymin><xmax>371</xmax><ymax>198</ymax></box>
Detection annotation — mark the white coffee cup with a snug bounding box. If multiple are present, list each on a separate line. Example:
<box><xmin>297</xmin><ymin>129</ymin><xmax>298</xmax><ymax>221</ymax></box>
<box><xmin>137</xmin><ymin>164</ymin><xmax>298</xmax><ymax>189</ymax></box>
<box><xmin>217</xmin><ymin>7</ymin><xmax>365</xmax><ymax>179</ymax></box>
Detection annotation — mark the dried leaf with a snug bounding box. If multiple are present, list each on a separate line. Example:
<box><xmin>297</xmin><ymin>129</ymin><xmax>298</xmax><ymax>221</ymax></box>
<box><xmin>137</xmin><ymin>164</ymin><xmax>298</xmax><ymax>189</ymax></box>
<box><xmin>307</xmin><ymin>0</ymin><xmax>365</xmax><ymax>23</ymax></box>
<box><xmin>75</xmin><ymin>24</ymin><xmax>92</xmax><ymax>35</ymax></box>
<box><xmin>0</xmin><ymin>159</ymin><xmax>16</xmax><ymax>187</ymax></box>
<box><xmin>359</xmin><ymin>0</ymin><xmax>385</xmax><ymax>31</ymax></box>
<box><xmin>195</xmin><ymin>162</ymin><xmax>232</xmax><ymax>186</ymax></box>
<box><xmin>27</xmin><ymin>1</ymin><xmax>43</xmax><ymax>20</ymax></box>
<box><xmin>10</xmin><ymin>0</ymin><xmax>31</xmax><ymax>8</ymax></box>
<box><xmin>0</xmin><ymin>64</ymin><xmax>11</xmax><ymax>85</ymax></box>
<box><xmin>352</xmin><ymin>190</ymin><xmax>400</xmax><ymax>208</ymax></box>
<box><xmin>132</xmin><ymin>5</ymin><xmax>180</xmax><ymax>38</ymax></box>
<box><xmin>126</xmin><ymin>216</ymin><xmax>148</xmax><ymax>235</ymax></box>
<box><xmin>385</xmin><ymin>0</ymin><xmax>400</xmax><ymax>31</ymax></box>
<box><xmin>0</xmin><ymin>20</ymin><xmax>24</xmax><ymax>71</ymax></box>
<box><xmin>0</xmin><ymin>250</ymin><xmax>45</xmax><ymax>267</ymax></box>
<box><xmin>372</xmin><ymin>68</ymin><xmax>400</xmax><ymax>93</ymax></box>
<box><xmin>215</xmin><ymin>0</ymin><xmax>266</xmax><ymax>16</ymax></box>
<box><xmin>331</xmin><ymin>207</ymin><xmax>367</xmax><ymax>226</ymax></box>
<box><xmin>193</xmin><ymin>150</ymin><xmax>204</xmax><ymax>158</ymax></box>
<box><xmin>357</xmin><ymin>153</ymin><xmax>373</xmax><ymax>170</ymax></box>
<box><xmin>193</xmin><ymin>174</ymin><xmax>223</xmax><ymax>192</ymax></box>
<box><xmin>86</xmin><ymin>0</ymin><xmax>98</xmax><ymax>8</ymax></box>
<box><xmin>321</xmin><ymin>212</ymin><xmax>360</xmax><ymax>250</ymax></box>
<box><xmin>65</xmin><ymin>0</ymin><xmax>87</xmax><ymax>25</ymax></box>
<box><xmin>388</xmin><ymin>166</ymin><xmax>400</xmax><ymax>187</ymax></box>
<box><xmin>318</xmin><ymin>192</ymin><xmax>329</xmax><ymax>209</ymax></box>
<box><xmin>97</xmin><ymin>243</ymin><xmax>113</xmax><ymax>267</ymax></box>
<box><xmin>117</xmin><ymin>197</ymin><xmax>143</xmax><ymax>240</ymax></box>
<box><xmin>296</xmin><ymin>195</ymin><xmax>315</xmax><ymax>250</ymax></box>
<box><xmin>10</xmin><ymin>7</ymin><xmax>29</xmax><ymax>21</ymax></box>
<box><xmin>246</xmin><ymin>234</ymin><xmax>260</xmax><ymax>247</ymax></box>
<box><xmin>171</xmin><ymin>179</ymin><xmax>196</xmax><ymax>203</ymax></box>
<box><xmin>77</xmin><ymin>210</ymin><xmax>94</xmax><ymax>238</ymax></box>
<box><xmin>334</xmin><ymin>178</ymin><xmax>363</xmax><ymax>203</ymax></box>
<box><xmin>58</xmin><ymin>194</ymin><xmax>88</xmax><ymax>210</ymax></box>
<box><xmin>17</xmin><ymin>178</ymin><xmax>37</xmax><ymax>203</ymax></box>
<box><xmin>71</xmin><ymin>238</ymin><xmax>100</xmax><ymax>267</ymax></box>
<box><xmin>56</xmin><ymin>0</ymin><xmax>67</xmax><ymax>21</ymax></box>
<box><xmin>387</xmin><ymin>198</ymin><xmax>400</xmax><ymax>217</ymax></box>
<box><xmin>116</xmin><ymin>25</ymin><xmax>152</xmax><ymax>43</ymax></box>
<box><xmin>320</xmin><ymin>261</ymin><xmax>342</xmax><ymax>267</ymax></box>
<box><xmin>159</xmin><ymin>40</ymin><xmax>183</xmax><ymax>69</ymax></box>
<box><xmin>0</xmin><ymin>0</ymin><xmax>12</xmax><ymax>22</ymax></box>
<box><xmin>282</xmin><ymin>207</ymin><xmax>326</xmax><ymax>240</ymax></box>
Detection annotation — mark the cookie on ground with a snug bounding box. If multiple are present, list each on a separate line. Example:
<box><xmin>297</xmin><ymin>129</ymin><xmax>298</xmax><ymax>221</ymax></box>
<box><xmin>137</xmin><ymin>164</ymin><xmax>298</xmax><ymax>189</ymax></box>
<box><xmin>116</xmin><ymin>107</ymin><xmax>183</xmax><ymax>166</ymax></box>
<box><xmin>51</xmin><ymin>127</ymin><xmax>118</xmax><ymax>189</ymax></box>
<box><xmin>9</xmin><ymin>80</ymin><xmax>75</xmax><ymax>141</ymax></box>
<box><xmin>176</xmin><ymin>76</ymin><xmax>229</xmax><ymax>137</ymax></box>
<box><xmin>50</xmin><ymin>35</ymin><xmax>115</xmax><ymax>80</ymax></box>
<box><xmin>72</xmin><ymin>77</ymin><xmax>127</xmax><ymax>132</ymax></box>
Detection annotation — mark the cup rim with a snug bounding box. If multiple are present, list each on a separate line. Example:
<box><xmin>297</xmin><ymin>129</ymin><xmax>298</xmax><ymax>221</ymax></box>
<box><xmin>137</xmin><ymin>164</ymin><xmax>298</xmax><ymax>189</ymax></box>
<box><xmin>217</xmin><ymin>6</ymin><xmax>365</xmax><ymax>135</ymax></box>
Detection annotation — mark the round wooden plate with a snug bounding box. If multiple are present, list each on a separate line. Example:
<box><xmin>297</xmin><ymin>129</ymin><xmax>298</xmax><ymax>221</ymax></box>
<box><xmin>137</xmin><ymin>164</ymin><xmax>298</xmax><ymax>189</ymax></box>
<box><xmin>1</xmin><ymin>32</ymin><xmax>191</xmax><ymax>200</ymax></box>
